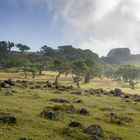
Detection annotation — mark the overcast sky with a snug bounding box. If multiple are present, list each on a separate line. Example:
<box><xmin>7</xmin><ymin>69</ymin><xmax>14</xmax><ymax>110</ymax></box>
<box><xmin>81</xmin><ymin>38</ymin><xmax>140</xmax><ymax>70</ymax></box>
<box><xmin>0</xmin><ymin>0</ymin><xmax>140</xmax><ymax>56</ymax></box>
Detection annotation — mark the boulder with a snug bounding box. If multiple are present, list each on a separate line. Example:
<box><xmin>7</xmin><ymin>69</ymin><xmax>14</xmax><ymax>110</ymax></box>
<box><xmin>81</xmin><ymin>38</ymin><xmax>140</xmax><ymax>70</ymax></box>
<box><xmin>4</xmin><ymin>91</ymin><xmax>13</xmax><ymax>96</ymax></box>
<box><xmin>68</xmin><ymin>121</ymin><xmax>82</xmax><ymax>127</ymax></box>
<box><xmin>84</xmin><ymin>125</ymin><xmax>103</xmax><ymax>137</ymax></box>
<box><xmin>40</xmin><ymin>110</ymin><xmax>57</xmax><ymax>120</ymax></box>
<box><xmin>79</xmin><ymin>108</ymin><xmax>89</xmax><ymax>115</ymax></box>
<box><xmin>110</xmin><ymin>137</ymin><xmax>122</xmax><ymax>140</ymax></box>
<box><xmin>4</xmin><ymin>79</ymin><xmax>14</xmax><ymax>86</ymax></box>
<box><xmin>50</xmin><ymin>98</ymin><xmax>69</xmax><ymax>103</ymax></box>
<box><xmin>114</xmin><ymin>88</ymin><xmax>123</xmax><ymax>96</ymax></box>
<box><xmin>75</xmin><ymin>99</ymin><xmax>83</xmax><ymax>103</ymax></box>
<box><xmin>70</xmin><ymin>91</ymin><xmax>82</xmax><ymax>95</ymax></box>
<box><xmin>19</xmin><ymin>138</ymin><xmax>32</xmax><ymax>140</ymax></box>
<box><xmin>92</xmin><ymin>135</ymin><xmax>102</xmax><ymax>140</ymax></box>
<box><xmin>105</xmin><ymin>106</ymin><xmax>113</xmax><ymax>111</ymax></box>
<box><xmin>0</xmin><ymin>116</ymin><xmax>17</xmax><ymax>124</ymax></box>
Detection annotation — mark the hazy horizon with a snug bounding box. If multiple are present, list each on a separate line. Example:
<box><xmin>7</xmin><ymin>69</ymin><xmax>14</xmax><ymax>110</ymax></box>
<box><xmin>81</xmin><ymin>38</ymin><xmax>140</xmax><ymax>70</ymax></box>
<box><xmin>1</xmin><ymin>0</ymin><xmax>140</xmax><ymax>56</ymax></box>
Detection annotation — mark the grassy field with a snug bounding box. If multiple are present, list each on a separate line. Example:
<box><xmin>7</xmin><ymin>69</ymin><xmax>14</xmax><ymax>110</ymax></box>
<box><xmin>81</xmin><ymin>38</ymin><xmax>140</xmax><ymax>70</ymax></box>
<box><xmin>0</xmin><ymin>71</ymin><xmax>140</xmax><ymax>140</ymax></box>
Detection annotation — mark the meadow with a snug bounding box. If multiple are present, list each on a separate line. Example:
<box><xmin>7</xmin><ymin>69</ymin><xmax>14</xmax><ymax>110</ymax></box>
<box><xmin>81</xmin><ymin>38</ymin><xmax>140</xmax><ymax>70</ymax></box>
<box><xmin>0</xmin><ymin>71</ymin><xmax>140</xmax><ymax>140</ymax></box>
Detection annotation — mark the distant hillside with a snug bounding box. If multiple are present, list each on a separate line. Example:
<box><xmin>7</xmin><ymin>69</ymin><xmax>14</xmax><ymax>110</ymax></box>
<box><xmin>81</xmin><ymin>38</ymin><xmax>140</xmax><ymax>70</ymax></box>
<box><xmin>102</xmin><ymin>48</ymin><xmax>140</xmax><ymax>65</ymax></box>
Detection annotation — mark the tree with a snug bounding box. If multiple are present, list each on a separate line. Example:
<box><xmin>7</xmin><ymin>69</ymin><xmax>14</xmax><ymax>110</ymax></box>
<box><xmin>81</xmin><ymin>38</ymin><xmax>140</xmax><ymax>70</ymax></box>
<box><xmin>16</xmin><ymin>44</ymin><xmax>30</xmax><ymax>53</ymax></box>
<box><xmin>41</xmin><ymin>45</ymin><xmax>55</xmax><ymax>57</ymax></box>
<box><xmin>72</xmin><ymin>60</ymin><xmax>87</xmax><ymax>88</ymax></box>
<box><xmin>7</xmin><ymin>41</ymin><xmax>14</xmax><ymax>51</ymax></box>
<box><xmin>36</xmin><ymin>61</ymin><xmax>48</xmax><ymax>75</ymax></box>
<box><xmin>83</xmin><ymin>59</ymin><xmax>102</xmax><ymax>83</ymax></box>
<box><xmin>117</xmin><ymin>65</ymin><xmax>140</xmax><ymax>89</ymax></box>
<box><xmin>0</xmin><ymin>41</ymin><xmax>8</xmax><ymax>67</ymax></box>
<box><xmin>53</xmin><ymin>59</ymin><xmax>69</xmax><ymax>85</ymax></box>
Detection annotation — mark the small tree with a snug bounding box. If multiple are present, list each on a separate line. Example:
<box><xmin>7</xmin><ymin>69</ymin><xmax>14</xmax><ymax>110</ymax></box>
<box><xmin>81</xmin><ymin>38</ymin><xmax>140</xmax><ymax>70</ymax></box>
<box><xmin>16</xmin><ymin>44</ymin><xmax>30</xmax><ymax>53</ymax></box>
<box><xmin>117</xmin><ymin>65</ymin><xmax>140</xmax><ymax>89</ymax></box>
<box><xmin>7</xmin><ymin>41</ymin><xmax>14</xmax><ymax>51</ymax></box>
<box><xmin>53</xmin><ymin>59</ymin><xmax>69</xmax><ymax>85</ymax></box>
<box><xmin>83</xmin><ymin>59</ymin><xmax>102</xmax><ymax>83</ymax></box>
<box><xmin>72</xmin><ymin>60</ymin><xmax>87</xmax><ymax>88</ymax></box>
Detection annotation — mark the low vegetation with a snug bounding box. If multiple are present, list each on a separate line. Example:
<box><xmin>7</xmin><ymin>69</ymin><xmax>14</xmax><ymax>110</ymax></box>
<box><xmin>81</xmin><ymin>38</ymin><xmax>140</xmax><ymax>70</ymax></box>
<box><xmin>0</xmin><ymin>41</ymin><xmax>140</xmax><ymax>140</ymax></box>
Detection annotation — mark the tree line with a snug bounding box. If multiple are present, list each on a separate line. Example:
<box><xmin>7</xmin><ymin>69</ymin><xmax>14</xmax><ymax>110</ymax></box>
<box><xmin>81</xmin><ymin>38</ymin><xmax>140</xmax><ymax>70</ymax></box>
<box><xmin>0</xmin><ymin>40</ymin><xmax>140</xmax><ymax>89</ymax></box>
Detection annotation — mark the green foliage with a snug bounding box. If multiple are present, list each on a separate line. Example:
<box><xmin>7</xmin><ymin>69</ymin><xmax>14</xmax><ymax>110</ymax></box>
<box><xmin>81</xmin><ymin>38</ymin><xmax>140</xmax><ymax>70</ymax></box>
<box><xmin>117</xmin><ymin>65</ymin><xmax>140</xmax><ymax>81</ymax></box>
<box><xmin>16</xmin><ymin>44</ymin><xmax>30</xmax><ymax>53</ymax></box>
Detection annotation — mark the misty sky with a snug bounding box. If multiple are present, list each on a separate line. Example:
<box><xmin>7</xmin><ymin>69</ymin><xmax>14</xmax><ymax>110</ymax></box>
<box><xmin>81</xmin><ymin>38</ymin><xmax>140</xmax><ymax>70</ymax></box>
<box><xmin>0</xmin><ymin>0</ymin><xmax>140</xmax><ymax>56</ymax></box>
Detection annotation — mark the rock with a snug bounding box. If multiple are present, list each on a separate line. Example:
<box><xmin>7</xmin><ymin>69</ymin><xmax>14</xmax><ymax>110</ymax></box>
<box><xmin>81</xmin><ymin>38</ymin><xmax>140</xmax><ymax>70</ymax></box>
<box><xmin>114</xmin><ymin>88</ymin><xmax>123</xmax><ymax>96</ymax></box>
<box><xmin>63</xmin><ymin>127</ymin><xmax>75</xmax><ymax>136</ymax></box>
<box><xmin>92</xmin><ymin>135</ymin><xmax>102</xmax><ymax>140</ymax></box>
<box><xmin>4</xmin><ymin>79</ymin><xmax>14</xmax><ymax>86</ymax></box>
<box><xmin>70</xmin><ymin>91</ymin><xmax>82</xmax><ymax>95</ymax></box>
<box><xmin>40</xmin><ymin>110</ymin><xmax>57</xmax><ymax>120</ymax></box>
<box><xmin>85</xmin><ymin>89</ymin><xmax>95</xmax><ymax>94</ymax></box>
<box><xmin>19</xmin><ymin>138</ymin><xmax>32</xmax><ymax>140</ymax></box>
<box><xmin>0</xmin><ymin>116</ymin><xmax>17</xmax><ymax>124</ymax></box>
<box><xmin>132</xmin><ymin>94</ymin><xmax>140</xmax><ymax>102</ymax></box>
<box><xmin>46</xmin><ymin>81</ymin><xmax>53</xmax><ymax>88</ymax></box>
<box><xmin>68</xmin><ymin>121</ymin><xmax>82</xmax><ymax>127</ymax></box>
<box><xmin>105</xmin><ymin>112</ymin><xmax>133</xmax><ymax>124</ymax></box>
<box><xmin>84</xmin><ymin>125</ymin><xmax>103</xmax><ymax>137</ymax></box>
<box><xmin>55</xmin><ymin>85</ymin><xmax>73</xmax><ymax>91</ymax></box>
<box><xmin>123</xmin><ymin>94</ymin><xmax>130</xmax><ymax>99</ymax></box>
<box><xmin>95</xmin><ymin>89</ymin><xmax>104</xmax><ymax>94</ymax></box>
<box><xmin>105</xmin><ymin>106</ymin><xmax>113</xmax><ymax>111</ymax></box>
<box><xmin>4</xmin><ymin>91</ymin><xmax>13</xmax><ymax>96</ymax></box>
<box><xmin>43</xmin><ymin>105</ymin><xmax>77</xmax><ymax>114</ymax></box>
<box><xmin>79</xmin><ymin>108</ymin><xmax>89</xmax><ymax>115</ymax></box>
<box><xmin>75</xmin><ymin>99</ymin><xmax>83</xmax><ymax>103</ymax></box>
<box><xmin>0</xmin><ymin>83</ymin><xmax>11</xmax><ymax>88</ymax></box>
<box><xmin>50</xmin><ymin>98</ymin><xmax>69</xmax><ymax>103</ymax></box>
<box><xmin>110</xmin><ymin>137</ymin><xmax>122</xmax><ymax>140</ymax></box>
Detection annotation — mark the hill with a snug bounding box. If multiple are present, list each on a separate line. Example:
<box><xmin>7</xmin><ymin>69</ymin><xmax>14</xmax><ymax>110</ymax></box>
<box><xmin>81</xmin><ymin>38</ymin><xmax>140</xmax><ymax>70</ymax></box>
<box><xmin>102</xmin><ymin>48</ymin><xmax>140</xmax><ymax>65</ymax></box>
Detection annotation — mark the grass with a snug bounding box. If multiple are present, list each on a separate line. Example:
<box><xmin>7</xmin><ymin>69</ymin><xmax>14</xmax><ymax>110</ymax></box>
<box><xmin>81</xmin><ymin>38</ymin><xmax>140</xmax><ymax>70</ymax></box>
<box><xmin>0</xmin><ymin>71</ymin><xmax>140</xmax><ymax>140</ymax></box>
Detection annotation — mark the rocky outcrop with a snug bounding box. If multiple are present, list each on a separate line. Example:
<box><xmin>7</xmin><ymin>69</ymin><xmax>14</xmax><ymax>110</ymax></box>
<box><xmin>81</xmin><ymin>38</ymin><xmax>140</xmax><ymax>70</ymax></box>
<box><xmin>103</xmin><ymin>48</ymin><xmax>140</xmax><ymax>65</ymax></box>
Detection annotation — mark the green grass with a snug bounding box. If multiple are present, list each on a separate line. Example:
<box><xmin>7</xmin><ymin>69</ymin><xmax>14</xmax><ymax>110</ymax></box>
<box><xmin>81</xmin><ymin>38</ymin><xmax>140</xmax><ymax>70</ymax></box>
<box><xmin>0</xmin><ymin>72</ymin><xmax>140</xmax><ymax>140</ymax></box>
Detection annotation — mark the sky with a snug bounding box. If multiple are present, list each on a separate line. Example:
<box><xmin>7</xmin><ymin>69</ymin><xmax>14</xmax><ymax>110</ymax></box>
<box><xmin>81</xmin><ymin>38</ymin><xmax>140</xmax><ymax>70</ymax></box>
<box><xmin>0</xmin><ymin>0</ymin><xmax>140</xmax><ymax>56</ymax></box>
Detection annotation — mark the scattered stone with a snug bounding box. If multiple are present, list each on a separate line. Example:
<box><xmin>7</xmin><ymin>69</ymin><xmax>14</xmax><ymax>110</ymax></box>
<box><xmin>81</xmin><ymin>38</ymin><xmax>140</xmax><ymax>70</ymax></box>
<box><xmin>68</xmin><ymin>121</ymin><xmax>82</xmax><ymax>127</ymax></box>
<box><xmin>63</xmin><ymin>127</ymin><xmax>75</xmax><ymax>136</ymax></box>
<box><xmin>123</xmin><ymin>94</ymin><xmax>130</xmax><ymax>99</ymax></box>
<box><xmin>92</xmin><ymin>135</ymin><xmax>102</xmax><ymax>140</ymax></box>
<box><xmin>79</xmin><ymin>108</ymin><xmax>89</xmax><ymax>115</ymax></box>
<box><xmin>4</xmin><ymin>79</ymin><xmax>14</xmax><ymax>86</ymax></box>
<box><xmin>44</xmin><ymin>105</ymin><xmax>77</xmax><ymax>114</ymax></box>
<box><xmin>40</xmin><ymin>110</ymin><xmax>57</xmax><ymax>120</ymax></box>
<box><xmin>50</xmin><ymin>98</ymin><xmax>69</xmax><ymax>103</ymax></box>
<box><xmin>105</xmin><ymin>106</ymin><xmax>113</xmax><ymax>111</ymax></box>
<box><xmin>0</xmin><ymin>116</ymin><xmax>17</xmax><ymax>124</ymax></box>
<box><xmin>19</xmin><ymin>137</ymin><xmax>32</xmax><ymax>140</ymax></box>
<box><xmin>85</xmin><ymin>89</ymin><xmax>95</xmax><ymax>94</ymax></box>
<box><xmin>4</xmin><ymin>91</ymin><xmax>13</xmax><ymax>96</ymax></box>
<box><xmin>110</xmin><ymin>137</ymin><xmax>122</xmax><ymax>140</ymax></box>
<box><xmin>53</xmin><ymin>91</ymin><xmax>63</xmax><ymax>94</ymax></box>
<box><xmin>70</xmin><ymin>91</ymin><xmax>82</xmax><ymax>95</ymax></box>
<box><xmin>105</xmin><ymin>112</ymin><xmax>133</xmax><ymax>124</ymax></box>
<box><xmin>114</xmin><ymin>88</ymin><xmax>123</xmax><ymax>97</ymax></box>
<box><xmin>132</xmin><ymin>94</ymin><xmax>140</xmax><ymax>102</ymax></box>
<box><xmin>75</xmin><ymin>99</ymin><xmax>83</xmax><ymax>103</ymax></box>
<box><xmin>84</xmin><ymin>125</ymin><xmax>103</xmax><ymax>138</ymax></box>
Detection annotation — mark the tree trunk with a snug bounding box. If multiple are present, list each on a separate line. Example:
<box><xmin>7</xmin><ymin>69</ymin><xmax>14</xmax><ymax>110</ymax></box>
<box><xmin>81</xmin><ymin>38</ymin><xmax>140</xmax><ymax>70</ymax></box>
<box><xmin>84</xmin><ymin>76</ymin><xmax>90</xmax><ymax>84</ymax></box>
<box><xmin>54</xmin><ymin>72</ymin><xmax>61</xmax><ymax>85</ymax></box>
<box><xmin>84</xmin><ymin>73</ymin><xmax>93</xmax><ymax>84</ymax></box>
<box><xmin>129</xmin><ymin>81</ymin><xmax>135</xmax><ymax>89</ymax></box>
<box><xmin>24</xmin><ymin>74</ymin><xmax>27</xmax><ymax>78</ymax></box>
<box><xmin>32</xmin><ymin>72</ymin><xmax>35</xmax><ymax>78</ymax></box>
<box><xmin>39</xmin><ymin>69</ymin><xmax>42</xmax><ymax>75</ymax></box>
<box><xmin>76</xmin><ymin>80</ymin><xmax>80</xmax><ymax>88</ymax></box>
